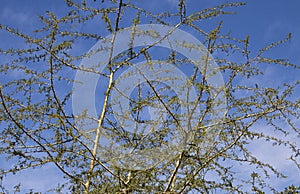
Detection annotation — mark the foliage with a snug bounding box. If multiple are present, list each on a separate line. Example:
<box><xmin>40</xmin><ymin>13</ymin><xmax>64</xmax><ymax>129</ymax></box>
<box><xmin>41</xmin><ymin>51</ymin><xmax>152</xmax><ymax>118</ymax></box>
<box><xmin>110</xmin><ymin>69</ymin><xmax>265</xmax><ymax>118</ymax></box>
<box><xmin>0</xmin><ymin>0</ymin><xmax>299</xmax><ymax>193</ymax></box>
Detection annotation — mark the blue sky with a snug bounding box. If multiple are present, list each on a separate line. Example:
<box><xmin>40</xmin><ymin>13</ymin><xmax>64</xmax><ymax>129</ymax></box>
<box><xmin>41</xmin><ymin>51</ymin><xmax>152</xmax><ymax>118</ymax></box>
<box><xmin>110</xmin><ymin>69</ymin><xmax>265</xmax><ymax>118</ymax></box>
<box><xmin>0</xmin><ymin>0</ymin><xmax>300</xmax><ymax>193</ymax></box>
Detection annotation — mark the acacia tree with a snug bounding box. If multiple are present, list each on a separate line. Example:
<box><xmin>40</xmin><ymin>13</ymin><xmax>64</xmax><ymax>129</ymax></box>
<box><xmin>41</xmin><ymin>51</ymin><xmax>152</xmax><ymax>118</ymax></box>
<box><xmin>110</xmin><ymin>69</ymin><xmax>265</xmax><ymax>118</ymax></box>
<box><xmin>0</xmin><ymin>0</ymin><xmax>299</xmax><ymax>193</ymax></box>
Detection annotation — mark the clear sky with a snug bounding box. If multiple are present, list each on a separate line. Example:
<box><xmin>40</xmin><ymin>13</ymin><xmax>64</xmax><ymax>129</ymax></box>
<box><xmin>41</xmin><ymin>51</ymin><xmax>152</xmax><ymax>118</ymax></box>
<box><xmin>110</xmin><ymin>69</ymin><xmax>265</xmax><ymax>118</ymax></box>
<box><xmin>0</xmin><ymin>0</ymin><xmax>299</xmax><ymax>193</ymax></box>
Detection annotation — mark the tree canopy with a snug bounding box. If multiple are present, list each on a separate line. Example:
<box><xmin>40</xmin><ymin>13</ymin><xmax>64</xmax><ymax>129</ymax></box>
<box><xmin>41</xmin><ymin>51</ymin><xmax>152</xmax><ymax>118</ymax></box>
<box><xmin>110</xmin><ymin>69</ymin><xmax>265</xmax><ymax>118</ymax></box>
<box><xmin>0</xmin><ymin>0</ymin><xmax>299</xmax><ymax>193</ymax></box>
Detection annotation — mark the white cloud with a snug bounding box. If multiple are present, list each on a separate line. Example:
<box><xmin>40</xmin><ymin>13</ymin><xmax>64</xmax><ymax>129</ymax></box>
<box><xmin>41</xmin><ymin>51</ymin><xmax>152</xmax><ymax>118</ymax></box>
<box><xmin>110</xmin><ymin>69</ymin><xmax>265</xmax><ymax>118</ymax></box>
<box><xmin>2</xmin><ymin>163</ymin><xmax>66</xmax><ymax>193</ymax></box>
<box><xmin>245</xmin><ymin>122</ymin><xmax>300</xmax><ymax>189</ymax></box>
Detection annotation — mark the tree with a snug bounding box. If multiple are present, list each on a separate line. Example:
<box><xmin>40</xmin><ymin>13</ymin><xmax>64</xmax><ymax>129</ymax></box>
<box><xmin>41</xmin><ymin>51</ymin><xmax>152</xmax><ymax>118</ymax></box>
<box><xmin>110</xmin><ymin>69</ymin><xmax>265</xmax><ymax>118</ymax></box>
<box><xmin>280</xmin><ymin>185</ymin><xmax>300</xmax><ymax>194</ymax></box>
<box><xmin>0</xmin><ymin>0</ymin><xmax>299</xmax><ymax>193</ymax></box>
